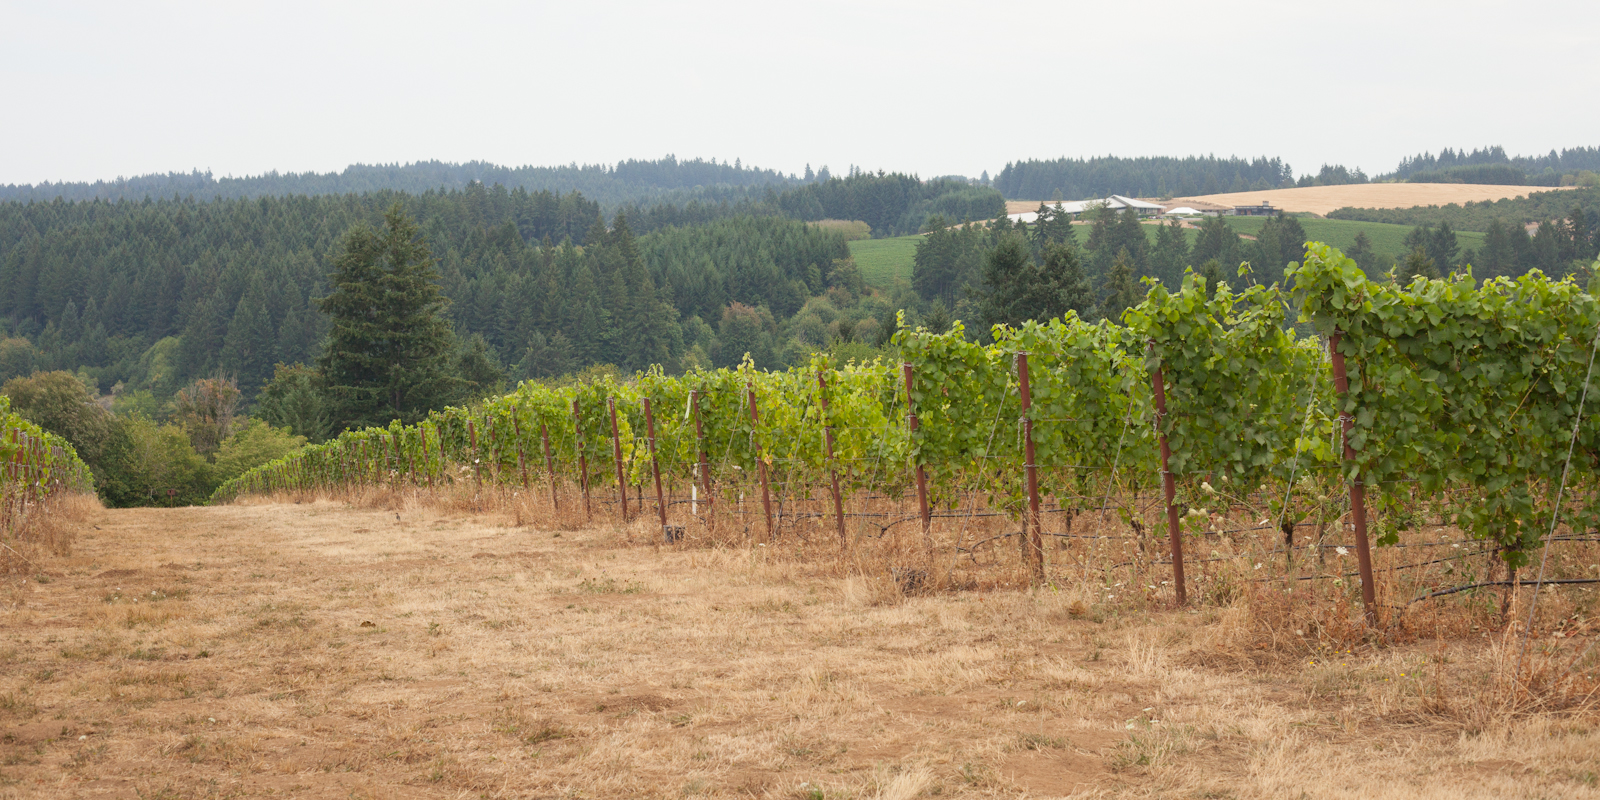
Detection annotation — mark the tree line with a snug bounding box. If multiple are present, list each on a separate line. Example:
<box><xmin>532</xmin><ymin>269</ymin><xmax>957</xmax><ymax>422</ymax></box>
<box><xmin>0</xmin><ymin>185</ymin><xmax>885</xmax><ymax>405</ymax></box>
<box><xmin>1383</xmin><ymin>145</ymin><xmax>1600</xmax><ymax>185</ymax></box>
<box><xmin>0</xmin><ymin>155</ymin><xmax>805</xmax><ymax>210</ymax></box>
<box><xmin>776</xmin><ymin>171</ymin><xmax>1004</xmax><ymax>237</ymax></box>
<box><xmin>1328</xmin><ymin>187</ymin><xmax>1600</xmax><ymax>232</ymax></box>
<box><xmin>992</xmin><ymin>155</ymin><xmax>1299</xmax><ymax>200</ymax></box>
<box><xmin>909</xmin><ymin>204</ymin><xmax>1313</xmax><ymax>334</ymax></box>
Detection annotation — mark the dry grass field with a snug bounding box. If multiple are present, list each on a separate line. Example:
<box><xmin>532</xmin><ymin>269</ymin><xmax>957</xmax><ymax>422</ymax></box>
<box><xmin>1008</xmin><ymin>185</ymin><xmax>1573</xmax><ymax>217</ymax></box>
<box><xmin>1170</xmin><ymin>184</ymin><xmax>1574</xmax><ymax>216</ymax></box>
<box><xmin>2</xmin><ymin>494</ymin><xmax>1599</xmax><ymax>799</ymax></box>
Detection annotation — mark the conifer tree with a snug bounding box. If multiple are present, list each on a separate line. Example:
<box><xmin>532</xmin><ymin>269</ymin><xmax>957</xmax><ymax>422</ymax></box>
<box><xmin>1427</xmin><ymin>222</ymin><xmax>1460</xmax><ymax>272</ymax></box>
<box><xmin>1149</xmin><ymin>221</ymin><xmax>1189</xmax><ymax>288</ymax></box>
<box><xmin>975</xmin><ymin>234</ymin><xmax>1035</xmax><ymax>332</ymax></box>
<box><xmin>1099</xmin><ymin>247</ymin><xmax>1140</xmax><ymax>322</ymax></box>
<box><xmin>1346</xmin><ymin>231</ymin><xmax>1379</xmax><ymax>276</ymax></box>
<box><xmin>1113</xmin><ymin>207</ymin><xmax>1148</xmax><ymax>266</ymax></box>
<box><xmin>1190</xmin><ymin>216</ymin><xmax>1241</xmax><ymax>271</ymax></box>
<box><xmin>1487</xmin><ymin>222</ymin><xmax>1518</xmax><ymax>280</ymax></box>
<box><xmin>1397</xmin><ymin>246</ymin><xmax>1439</xmax><ymax>284</ymax></box>
<box><xmin>1084</xmin><ymin>205</ymin><xmax>1118</xmax><ymax>278</ymax></box>
<box><xmin>1039</xmin><ymin>241</ymin><xmax>1097</xmax><ymax>321</ymax></box>
<box><xmin>317</xmin><ymin>204</ymin><xmax>460</xmax><ymax>431</ymax></box>
<box><xmin>256</xmin><ymin>363</ymin><xmax>328</xmax><ymax>442</ymax></box>
<box><xmin>1198</xmin><ymin>259</ymin><xmax>1224</xmax><ymax>299</ymax></box>
<box><xmin>220</xmin><ymin>277</ymin><xmax>275</xmax><ymax>397</ymax></box>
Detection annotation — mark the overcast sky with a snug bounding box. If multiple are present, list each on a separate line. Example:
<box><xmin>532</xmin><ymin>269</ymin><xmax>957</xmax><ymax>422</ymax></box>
<box><xmin>3</xmin><ymin>0</ymin><xmax>1597</xmax><ymax>186</ymax></box>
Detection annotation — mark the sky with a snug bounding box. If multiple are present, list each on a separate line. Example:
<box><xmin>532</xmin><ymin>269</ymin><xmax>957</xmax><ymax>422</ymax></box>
<box><xmin>3</xmin><ymin>0</ymin><xmax>1598</xmax><ymax>186</ymax></box>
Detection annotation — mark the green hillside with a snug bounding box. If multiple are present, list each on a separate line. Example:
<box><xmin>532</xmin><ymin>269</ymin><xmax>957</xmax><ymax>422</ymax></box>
<box><xmin>848</xmin><ymin>235</ymin><xmax>923</xmax><ymax>289</ymax></box>
<box><xmin>849</xmin><ymin>224</ymin><xmax>1204</xmax><ymax>290</ymax></box>
<box><xmin>1223</xmin><ymin>217</ymin><xmax>1485</xmax><ymax>269</ymax></box>
<box><xmin>846</xmin><ymin>218</ymin><xmax>1466</xmax><ymax>291</ymax></box>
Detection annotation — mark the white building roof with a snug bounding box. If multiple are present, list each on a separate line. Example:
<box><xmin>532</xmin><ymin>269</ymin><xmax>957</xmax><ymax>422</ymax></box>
<box><xmin>1005</xmin><ymin>196</ymin><xmax>1163</xmax><ymax>223</ymax></box>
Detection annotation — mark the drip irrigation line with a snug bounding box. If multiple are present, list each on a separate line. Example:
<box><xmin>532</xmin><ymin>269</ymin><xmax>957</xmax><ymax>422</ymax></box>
<box><xmin>1416</xmin><ymin>579</ymin><xmax>1600</xmax><ymax>604</ymax></box>
<box><xmin>1519</xmin><ymin>315</ymin><xmax>1600</xmax><ymax>677</ymax></box>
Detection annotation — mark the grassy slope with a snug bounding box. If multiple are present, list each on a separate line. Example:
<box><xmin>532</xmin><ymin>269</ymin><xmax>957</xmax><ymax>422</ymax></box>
<box><xmin>848</xmin><ymin>235</ymin><xmax>923</xmax><ymax>289</ymax></box>
<box><xmin>1224</xmin><ymin>217</ymin><xmax>1487</xmax><ymax>268</ymax></box>
<box><xmin>847</xmin><ymin>220</ymin><xmax>1467</xmax><ymax>290</ymax></box>
<box><xmin>850</xmin><ymin>225</ymin><xmax>1204</xmax><ymax>290</ymax></box>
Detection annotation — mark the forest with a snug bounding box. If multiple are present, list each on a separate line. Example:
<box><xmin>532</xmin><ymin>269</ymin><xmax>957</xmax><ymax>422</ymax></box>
<box><xmin>993</xmin><ymin>155</ymin><xmax>1300</xmax><ymax>200</ymax></box>
<box><xmin>2</xmin><ymin>150</ymin><xmax>1597</xmax><ymax>509</ymax></box>
<box><xmin>909</xmin><ymin>205</ymin><xmax>1327</xmax><ymax>332</ymax></box>
<box><xmin>1329</xmin><ymin>186</ymin><xmax>1600</xmax><ymax>230</ymax></box>
<box><xmin>1382</xmin><ymin>145</ymin><xmax>1600</xmax><ymax>184</ymax></box>
<box><xmin>994</xmin><ymin>147</ymin><xmax>1600</xmax><ymax>201</ymax></box>
<box><xmin>0</xmin><ymin>155</ymin><xmax>805</xmax><ymax>210</ymax></box>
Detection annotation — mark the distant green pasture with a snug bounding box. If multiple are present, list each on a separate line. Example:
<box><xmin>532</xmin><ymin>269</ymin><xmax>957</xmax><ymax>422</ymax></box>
<box><xmin>845</xmin><ymin>218</ymin><xmax>1465</xmax><ymax>292</ymax></box>
<box><xmin>849</xmin><ymin>235</ymin><xmax>923</xmax><ymax>289</ymax></box>
<box><xmin>1223</xmin><ymin>217</ymin><xmax>1486</xmax><ymax>269</ymax></box>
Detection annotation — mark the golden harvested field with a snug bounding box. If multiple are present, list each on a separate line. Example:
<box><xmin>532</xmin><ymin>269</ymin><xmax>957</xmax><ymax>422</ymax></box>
<box><xmin>1009</xmin><ymin>185</ymin><xmax>1574</xmax><ymax>217</ymax></box>
<box><xmin>2</xmin><ymin>496</ymin><xmax>1599</xmax><ymax>798</ymax></box>
<box><xmin>1171</xmin><ymin>184</ymin><xmax>1575</xmax><ymax>216</ymax></box>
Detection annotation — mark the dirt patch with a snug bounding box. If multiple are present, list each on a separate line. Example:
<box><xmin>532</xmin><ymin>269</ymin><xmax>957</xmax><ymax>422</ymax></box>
<box><xmin>0</xmin><ymin>502</ymin><xmax>1594</xmax><ymax>798</ymax></box>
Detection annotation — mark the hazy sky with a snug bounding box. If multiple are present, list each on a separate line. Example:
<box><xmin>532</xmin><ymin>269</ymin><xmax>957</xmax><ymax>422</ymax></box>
<box><xmin>4</xmin><ymin>0</ymin><xmax>1597</xmax><ymax>186</ymax></box>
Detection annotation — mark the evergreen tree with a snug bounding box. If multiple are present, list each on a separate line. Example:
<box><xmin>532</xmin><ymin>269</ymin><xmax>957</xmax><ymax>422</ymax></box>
<box><xmin>912</xmin><ymin>220</ymin><xmax>985</xmax><ymax>305</ymax></box>
<box><xmin>1346</xmin><ymin>231</ymin><xmax>1380</xmax><ymax>275</ymax></box>
<box><xmin>1402</xmin><ymin>225</ymin><xmax>1430</xmax><ymax>258</ymax></box>
<box><xmin>1197</xmin><ymin>259</ymin><xmax>1225</xmax><ymax>299</ymax></box>
<box><xmin>1531</xmin><ymin>220</ymin><xmax>1563</xmax><ymax>274</ymax></box>
<box><xmin>1568</xmin><ymin>206</ymin><xmax>1596</xmax><ymax>261</ymax></box>
<box><xmin>1113</xmin><ymin>207</ymin><xmax>1148</xmax><ymax>266</ymax></box>
<box><xmin>317</xmin><ymin>204</ymin><xmax>461</xmax><ymax>431</ymax></box>
<box><xmin>1480</xmin><ymin>219</ymin><xmax>1516</xmax><ymax>280</ymax></box>
<box><xmin>515</xmin><ymin>331</ymin><xmax>574</xmax><ymax>380</ymax></box>
<box><xmin>1427</xmin><ymin>222</ymin><xmax>1460</xmax><ymax>273</ymax></box>
<box><xmin>1251</xmin><ymin>213</ymin><xmax>1308</xmax><ymax>286</ymax></box>
<box><xmin>220</xmin><ymin>277</ymin><xmax>275</xmax><ymax>397</ymax></box>
<box><xmin>456</xmin><ymin>332</ymin><xmax>507</xmax><ymax>401</ymax></box>
<box><xmin>1039</xmin><ymin>241</ymin><xmax>1097</xmax><ymax>321</ymax></box>
<box><xmin>1189</xmin><ymin>216</ymin><xmax>1241</xmax><ymax>271</ymax></box>
<box><xmin>256</xmin><ymin>362</ymin><xmax>329</xmax><ymax>442</ymax></box>
<box><xmin>1149</xmin><ymin>220</ymin><xmax>1189</xmax><ymax>289</ymax></box>
<box><xmin>974</xmin><ymin>234</ymin><xmax>1036</xmax><ymax>331</ymax></box>
<box><xmin>973</xmin><ymin>238</ymin><xmax>1097</xmax><ymax>330</ymax></box>
<box><xmin>1100</xmin><ymin>247</ymin><xmax>1141</xmax><ymax>322</ymax></box>
<box><xmin>1397</xmin><ymin>246</ymin><xmax>1439</xmax><ymax>283</ymax></box>
<box><xmin>1510</xmin><ymin>221</ymin><xmax>1535</xmax><ymax>276</ymax></box>
<box><xmin>1029</xmin><ymin>202</ymin><xmax>1077</xmax><ymax>257</ymax></box>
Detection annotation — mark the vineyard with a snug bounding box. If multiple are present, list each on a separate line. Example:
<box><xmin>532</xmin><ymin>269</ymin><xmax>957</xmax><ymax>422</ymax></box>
<box><xmin>1</xmin><ymin>395</ymin><xmax>96</xmax><ymax>568</ymax></box>
<box><xmin>215</xmin><ymin>244</ymin><xmax>1600</xmax><ymax>628</ymax></box>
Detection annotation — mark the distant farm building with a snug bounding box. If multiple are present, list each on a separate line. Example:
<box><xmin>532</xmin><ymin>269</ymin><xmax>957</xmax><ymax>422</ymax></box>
<box><xmin>1228</xmin><ymin>201</ymin><xmax>1278</xmax><ymax>216</ymax></box>
<box><xmin>1007</xmin><ymin>195</ymin><xmax>1164</xmax><ymax>224</ymax></box>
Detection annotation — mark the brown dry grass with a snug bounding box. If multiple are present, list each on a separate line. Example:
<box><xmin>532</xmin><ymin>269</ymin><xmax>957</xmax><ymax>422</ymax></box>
<box><xmin>1009</xmin><ymin>186</ymin><xmax>1575</xmax><ymax>217</ymax></box>
<box><xmin>1168</xmin><ymin>184</ymin><xmax>1576</xmax><ymax>216</ymax></box>
<box><xmin>1</xmin><ymin>493</ymin><xmax>96</xmax><ymax>574</ymax></box>
<box><xmin>0</xmin><ymin>488</ymin><xmax>1597</xmax><ymax>798</ymax></box>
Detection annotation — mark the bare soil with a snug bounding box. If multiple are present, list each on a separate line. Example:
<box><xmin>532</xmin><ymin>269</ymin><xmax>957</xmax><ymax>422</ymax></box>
<box><xmin>1</xmin><ymin>500</ymin><xmax>1597</xmax><ymax>798</ymax></box>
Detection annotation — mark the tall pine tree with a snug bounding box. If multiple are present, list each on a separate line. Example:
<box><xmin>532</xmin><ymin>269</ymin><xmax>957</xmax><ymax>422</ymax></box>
<box><xmin>317</xmin><ymin>204</ymin><xmax>461</xmax><ymax>431</ymax></box>
<box><xmin>1099</xmin><ymin>247</ymin><xmax>1140</xmax><ymax>322</ymax></box>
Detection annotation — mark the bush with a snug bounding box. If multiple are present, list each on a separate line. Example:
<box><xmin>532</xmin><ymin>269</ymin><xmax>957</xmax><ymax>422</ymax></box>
<box><xmin>212</xmin><ymin>420</ymin><xmax>306</xmax><ymax>487</ymax></box>
<box><xmin>117</xmin><ymin>416</ymin><xmax>212</xmax><ymax>507</ymax></box>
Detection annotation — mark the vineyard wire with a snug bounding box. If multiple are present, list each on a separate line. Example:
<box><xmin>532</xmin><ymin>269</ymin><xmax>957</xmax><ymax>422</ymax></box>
<box><xmin>1517</xmin><ymin>314</ymin><xmax>1600</xmax><ymax>677</ymax></box>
